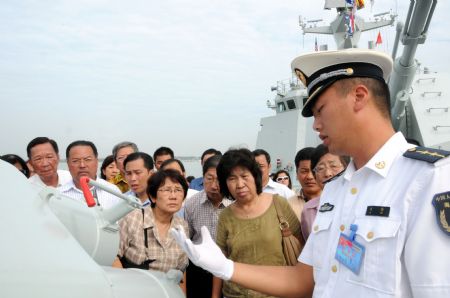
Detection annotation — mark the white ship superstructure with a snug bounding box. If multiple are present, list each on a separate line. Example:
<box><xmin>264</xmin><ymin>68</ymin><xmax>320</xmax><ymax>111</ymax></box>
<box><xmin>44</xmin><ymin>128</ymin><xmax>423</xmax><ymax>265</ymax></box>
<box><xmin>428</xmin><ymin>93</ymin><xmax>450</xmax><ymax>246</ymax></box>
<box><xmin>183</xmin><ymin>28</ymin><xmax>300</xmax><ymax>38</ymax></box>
<box><xmin>256</xmin><ymin>0</ymin><xmax>449</xmax><ymax>183</ymax></box>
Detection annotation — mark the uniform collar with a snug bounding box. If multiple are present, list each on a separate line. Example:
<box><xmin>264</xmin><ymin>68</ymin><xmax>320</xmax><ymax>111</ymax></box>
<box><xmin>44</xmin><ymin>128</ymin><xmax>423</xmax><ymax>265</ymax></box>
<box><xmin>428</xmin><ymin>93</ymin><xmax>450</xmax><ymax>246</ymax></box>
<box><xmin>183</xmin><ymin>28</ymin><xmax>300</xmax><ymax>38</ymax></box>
<box><xmin>344</xmin><ymin>132</ymin><xmax>409</xmax><ymax>180</ymax></box>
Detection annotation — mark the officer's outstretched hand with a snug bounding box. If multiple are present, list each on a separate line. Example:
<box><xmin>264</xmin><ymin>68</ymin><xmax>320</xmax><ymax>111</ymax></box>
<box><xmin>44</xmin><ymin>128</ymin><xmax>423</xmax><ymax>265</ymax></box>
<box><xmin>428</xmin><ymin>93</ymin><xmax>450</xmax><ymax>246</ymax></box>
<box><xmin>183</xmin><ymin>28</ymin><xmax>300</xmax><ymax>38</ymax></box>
<box><xmin>171</xmin><ymin>225</ymin><xmax>234</xmax><ymax>280</ymax></box>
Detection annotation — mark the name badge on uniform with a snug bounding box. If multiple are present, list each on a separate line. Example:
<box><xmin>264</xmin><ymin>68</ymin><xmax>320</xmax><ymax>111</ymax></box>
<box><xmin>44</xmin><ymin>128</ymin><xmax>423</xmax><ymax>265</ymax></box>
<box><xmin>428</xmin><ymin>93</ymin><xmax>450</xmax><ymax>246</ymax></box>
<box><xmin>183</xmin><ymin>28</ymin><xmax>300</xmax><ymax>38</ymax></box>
<box><xmin>366</xmin><ymin>206</ymin><xmax>390</xmax><ymax>217</ymax></box>
<box><xmin>335</xmin><ymin>224</ymin><xmax>365</xmax><ymax>275</ymax></box>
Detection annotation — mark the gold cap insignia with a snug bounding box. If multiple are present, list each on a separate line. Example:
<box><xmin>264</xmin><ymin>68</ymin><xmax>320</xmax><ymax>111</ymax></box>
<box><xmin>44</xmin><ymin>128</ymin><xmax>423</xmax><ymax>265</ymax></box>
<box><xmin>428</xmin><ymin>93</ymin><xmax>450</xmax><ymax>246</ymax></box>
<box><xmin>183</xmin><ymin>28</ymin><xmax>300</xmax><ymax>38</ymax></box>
<box><xmin>375</xmin><ymin>161</ymin><xmax>385</xmax><ymax>169</ymax></box>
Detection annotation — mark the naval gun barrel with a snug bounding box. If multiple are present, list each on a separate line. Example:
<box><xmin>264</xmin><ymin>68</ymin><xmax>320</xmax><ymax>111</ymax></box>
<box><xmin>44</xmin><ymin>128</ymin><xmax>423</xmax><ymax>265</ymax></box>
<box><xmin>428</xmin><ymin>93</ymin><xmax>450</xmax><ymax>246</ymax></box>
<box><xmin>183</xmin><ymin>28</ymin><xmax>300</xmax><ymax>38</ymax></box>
<box><xmin>81</xmin><ymin>176</ymin><xmax>142</xmax><ymax>224</ymax></box>
<box><xmin>389</xmin><ymin>0</ymin><xmax>437</xmax><ymax>130</ymax></box>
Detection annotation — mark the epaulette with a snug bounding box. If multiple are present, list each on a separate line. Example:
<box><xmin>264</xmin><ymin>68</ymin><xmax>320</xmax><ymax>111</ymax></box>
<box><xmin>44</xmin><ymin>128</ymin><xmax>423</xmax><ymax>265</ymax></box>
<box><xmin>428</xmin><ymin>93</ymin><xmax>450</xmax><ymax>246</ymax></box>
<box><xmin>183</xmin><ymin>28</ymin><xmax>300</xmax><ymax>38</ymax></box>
<box><xmin>403</xmin><ymin>146</ymin><xmax>450</xmax><ymax>163</ymax></box>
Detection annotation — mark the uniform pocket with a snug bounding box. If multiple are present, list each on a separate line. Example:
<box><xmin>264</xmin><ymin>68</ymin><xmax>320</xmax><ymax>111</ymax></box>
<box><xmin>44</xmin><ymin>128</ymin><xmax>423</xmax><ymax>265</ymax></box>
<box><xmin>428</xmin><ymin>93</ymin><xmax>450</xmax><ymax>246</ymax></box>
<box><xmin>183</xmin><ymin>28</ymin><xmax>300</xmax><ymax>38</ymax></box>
<box><xmin>347</xmin><ymin>217</ymin><xmax>401</xmax><ymax>294</ymax></box>
<box><xmin>311</xmin><ymin>215</ymin><xmax>333</xmax><ymax>271</ymax></box>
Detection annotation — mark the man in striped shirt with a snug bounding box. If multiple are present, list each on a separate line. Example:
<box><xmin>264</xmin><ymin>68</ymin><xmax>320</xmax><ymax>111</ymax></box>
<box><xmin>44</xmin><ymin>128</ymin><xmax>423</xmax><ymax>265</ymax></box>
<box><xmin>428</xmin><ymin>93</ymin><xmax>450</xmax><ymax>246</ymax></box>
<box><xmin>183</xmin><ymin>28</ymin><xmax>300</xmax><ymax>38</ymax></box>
<box><xmin>184</xmin><ymin>155</ymin><xmax>233</xmax><ymax>298</ymax></box>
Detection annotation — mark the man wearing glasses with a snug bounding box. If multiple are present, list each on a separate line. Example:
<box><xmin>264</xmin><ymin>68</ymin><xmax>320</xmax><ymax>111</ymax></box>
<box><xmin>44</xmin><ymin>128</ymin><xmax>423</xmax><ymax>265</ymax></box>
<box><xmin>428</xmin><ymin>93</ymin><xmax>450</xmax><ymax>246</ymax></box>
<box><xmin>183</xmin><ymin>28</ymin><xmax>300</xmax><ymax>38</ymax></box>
<box><xmin>59</xmin><ymin>140</ymin><xmax>120</xmax><ymax>209</ymax></box>
<box><xmin>301</xmin><ymin>144</ymin><xmax>349</xmax><ymax>240</ymax></box>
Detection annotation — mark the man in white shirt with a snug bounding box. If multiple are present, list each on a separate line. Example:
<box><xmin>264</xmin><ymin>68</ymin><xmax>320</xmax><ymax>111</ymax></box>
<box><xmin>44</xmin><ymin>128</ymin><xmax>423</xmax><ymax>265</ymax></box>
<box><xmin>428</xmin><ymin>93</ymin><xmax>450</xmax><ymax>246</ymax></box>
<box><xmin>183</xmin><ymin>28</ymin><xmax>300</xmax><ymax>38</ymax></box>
<box><xmin>123</xmin><ymin>152</ymin><xmax>154</xmax><ymax>207</ymax></box>
<box><xmin>253</xmin><ymin>149</ymin><xmax>296</xmax><ymax>199</ymax></box>
<box><xmin>27</xmin><ymin>137</ymin><xmax>71</xmax><ymax>188</ymax></box>
<box><xmin>59</xmin><ymin>140</ymin><xmax>120</xmax><ymax>209</ymax></box>
<box><xmin>171</xmin><ymin>49</ymin><xmax>450</xmax><ymax>297</ymax></box>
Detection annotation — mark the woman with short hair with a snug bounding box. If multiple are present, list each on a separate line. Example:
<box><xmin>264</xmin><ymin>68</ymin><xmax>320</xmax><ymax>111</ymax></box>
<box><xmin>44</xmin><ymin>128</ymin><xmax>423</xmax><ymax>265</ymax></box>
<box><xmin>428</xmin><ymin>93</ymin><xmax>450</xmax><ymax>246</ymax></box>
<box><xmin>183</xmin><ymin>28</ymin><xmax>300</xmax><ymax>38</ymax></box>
<box><xmin>212</xmin><ymin>149</ymin><xmax>301</xmax><ymax>298</ymax></box>
<box><xmin>113</xmin><ymin>169</ymin><xmax>189</xmax><ymax>293</ymax></box>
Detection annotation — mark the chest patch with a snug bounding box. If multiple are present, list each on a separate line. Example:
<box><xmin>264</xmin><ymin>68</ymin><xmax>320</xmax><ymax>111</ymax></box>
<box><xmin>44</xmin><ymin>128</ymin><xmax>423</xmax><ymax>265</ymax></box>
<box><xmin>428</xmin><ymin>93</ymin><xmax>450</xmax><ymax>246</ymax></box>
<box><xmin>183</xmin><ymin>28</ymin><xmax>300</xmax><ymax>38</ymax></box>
<box><xmin>432</xmin><ymin>191</ymin><xmax>450</xmax><ymax>236</ymax></box>
<box><xmin>319</xmin><ymin>202</ymin><xmax>334</xmax><ymax>213</ymax></box>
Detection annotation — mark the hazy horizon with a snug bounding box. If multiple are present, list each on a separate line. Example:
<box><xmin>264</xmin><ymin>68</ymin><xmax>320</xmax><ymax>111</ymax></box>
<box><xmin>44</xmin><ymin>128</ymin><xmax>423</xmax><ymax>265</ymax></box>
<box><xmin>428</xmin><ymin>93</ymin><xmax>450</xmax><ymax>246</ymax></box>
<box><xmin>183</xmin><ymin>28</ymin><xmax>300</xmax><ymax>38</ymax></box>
<box><xmin>2</xmin><ymin>0</ymin><xmax>449</xmax><ymax>159</ymax></box>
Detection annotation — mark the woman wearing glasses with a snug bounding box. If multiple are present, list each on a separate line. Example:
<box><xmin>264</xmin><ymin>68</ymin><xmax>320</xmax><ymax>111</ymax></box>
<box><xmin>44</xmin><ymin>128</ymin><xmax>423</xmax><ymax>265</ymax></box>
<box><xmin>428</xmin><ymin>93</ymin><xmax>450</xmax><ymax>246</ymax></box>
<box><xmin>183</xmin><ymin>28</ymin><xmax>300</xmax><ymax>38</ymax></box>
<box><xmin>273</xmin><ymin>170</ymin><xmax>293</xmax><ymax>189</ymax></box>
<box><xmin>212</xmin><ymin>149</ymin><xmax>301</xmax><ymax>298</ymax></box>
<box><xmin>300</xmin><ymin>144</ymin><xmax>350</xmax><ymax>240</ymax></box>
<box><xmin>113</xmin><ymin>169</ymin><xmax>189</xmax><ymax>293</ymax></box>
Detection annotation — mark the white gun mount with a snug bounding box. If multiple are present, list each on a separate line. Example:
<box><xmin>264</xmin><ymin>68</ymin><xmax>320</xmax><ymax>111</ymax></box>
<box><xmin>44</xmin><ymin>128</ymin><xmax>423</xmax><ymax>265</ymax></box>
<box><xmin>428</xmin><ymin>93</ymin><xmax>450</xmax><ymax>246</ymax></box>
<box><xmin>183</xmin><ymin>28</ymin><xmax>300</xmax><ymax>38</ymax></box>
<box><xmin>0</xmin><ymin>161</ymin><xmax>185</xmax><ymax>298</ymax></box>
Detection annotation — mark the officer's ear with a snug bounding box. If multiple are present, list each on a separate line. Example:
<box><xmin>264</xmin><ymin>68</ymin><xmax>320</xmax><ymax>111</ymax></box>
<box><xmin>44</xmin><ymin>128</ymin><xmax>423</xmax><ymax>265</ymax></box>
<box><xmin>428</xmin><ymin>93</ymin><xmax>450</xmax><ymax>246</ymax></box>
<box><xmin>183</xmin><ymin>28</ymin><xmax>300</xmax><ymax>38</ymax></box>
<box><xmin>352</xmin><ymin>84</ymin><xmax>369</xmax><ymax>113</ymax></box>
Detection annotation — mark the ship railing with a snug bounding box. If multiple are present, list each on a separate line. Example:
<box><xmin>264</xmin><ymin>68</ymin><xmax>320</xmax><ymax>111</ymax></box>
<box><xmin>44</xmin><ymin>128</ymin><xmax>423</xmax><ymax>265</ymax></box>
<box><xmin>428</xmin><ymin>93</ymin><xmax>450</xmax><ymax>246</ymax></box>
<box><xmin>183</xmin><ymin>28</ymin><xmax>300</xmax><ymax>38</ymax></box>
<box><xmin>416</xmin><ymin>77</ymin><xmax>436</xmax><ymax>83</ymax></box>
<box><xmin>421</xmin><ymin>91</ymin><xmax>442</xmax><ymax>98</ymax></box>
<box><xmin>433</xmin><ymin>125</ymin><xmax>450</xmax><ymax>131</ymax></box>
<box><xmin>426</xmin><ymin>107</ymin><xmax>449</xmax><ymax>113</ymax></box>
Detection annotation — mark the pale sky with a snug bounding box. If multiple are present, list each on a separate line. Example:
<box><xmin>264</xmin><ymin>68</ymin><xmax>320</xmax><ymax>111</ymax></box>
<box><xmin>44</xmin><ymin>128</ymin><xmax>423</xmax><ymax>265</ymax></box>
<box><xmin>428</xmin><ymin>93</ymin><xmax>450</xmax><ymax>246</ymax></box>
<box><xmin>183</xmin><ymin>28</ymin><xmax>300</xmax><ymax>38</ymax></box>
<box><xmin>1</xmin><ymin>0</ymin><xmax>449</xmax><ymax>158</ymax></box>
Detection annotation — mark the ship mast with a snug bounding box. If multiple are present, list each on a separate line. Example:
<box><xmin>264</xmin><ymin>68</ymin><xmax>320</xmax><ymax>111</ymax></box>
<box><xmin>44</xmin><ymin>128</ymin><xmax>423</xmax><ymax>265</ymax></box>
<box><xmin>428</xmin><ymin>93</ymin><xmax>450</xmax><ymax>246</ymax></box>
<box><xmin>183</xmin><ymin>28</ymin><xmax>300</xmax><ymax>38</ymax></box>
<box><xmin>299</xmin><ymin>0</ymin><xmax>396</xmax><ymax>49</ymax></box>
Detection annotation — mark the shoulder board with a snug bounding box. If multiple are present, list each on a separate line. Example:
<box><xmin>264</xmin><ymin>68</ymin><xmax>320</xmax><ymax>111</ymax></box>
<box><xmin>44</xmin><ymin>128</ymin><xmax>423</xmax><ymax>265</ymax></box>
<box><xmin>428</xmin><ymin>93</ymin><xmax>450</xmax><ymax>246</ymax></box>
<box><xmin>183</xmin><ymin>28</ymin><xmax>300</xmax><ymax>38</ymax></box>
<box><xmin>403</xmin><ymin>146</ymin><xmax>450</xmax><ymax>163</ymax></box>
<box><xmin>323</xmin><ymin>169</ymin><xmax>345</xmax><ymax>185</ymax></box>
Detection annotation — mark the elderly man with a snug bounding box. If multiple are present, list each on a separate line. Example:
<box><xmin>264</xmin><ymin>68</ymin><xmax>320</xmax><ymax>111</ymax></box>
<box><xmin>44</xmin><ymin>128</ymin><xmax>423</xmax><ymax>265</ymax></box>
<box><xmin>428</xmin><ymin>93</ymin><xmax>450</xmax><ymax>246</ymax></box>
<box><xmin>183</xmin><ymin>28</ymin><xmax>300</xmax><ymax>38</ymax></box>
<box><xmin>171</xmin><ymin>49</ymin><xmax>450</xmax><ymax>297</ymax></box>
<box><xmin>27</xmin><ymin>137</ymin><xmax>71</xmax><ymax>187</ymax></box>
<box><xmin>184</xmin><ymin>155</ymin><xmax>233</xmax><ymax>298</ymax></box>
<box><xmin>59</xmin><ymin>140</ymin><xmax>120</xmax><ymax>209</ymax></box>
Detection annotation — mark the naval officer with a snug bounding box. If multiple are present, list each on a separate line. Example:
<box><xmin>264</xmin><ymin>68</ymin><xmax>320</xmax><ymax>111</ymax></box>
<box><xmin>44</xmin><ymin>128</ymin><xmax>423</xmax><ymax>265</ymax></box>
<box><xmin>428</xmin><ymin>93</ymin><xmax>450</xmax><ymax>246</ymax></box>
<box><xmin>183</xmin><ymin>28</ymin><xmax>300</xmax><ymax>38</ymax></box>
<box><xmin>170</xmin><ymin>48</ymin><xmax>450</xmax><ymax>297</ymax></box>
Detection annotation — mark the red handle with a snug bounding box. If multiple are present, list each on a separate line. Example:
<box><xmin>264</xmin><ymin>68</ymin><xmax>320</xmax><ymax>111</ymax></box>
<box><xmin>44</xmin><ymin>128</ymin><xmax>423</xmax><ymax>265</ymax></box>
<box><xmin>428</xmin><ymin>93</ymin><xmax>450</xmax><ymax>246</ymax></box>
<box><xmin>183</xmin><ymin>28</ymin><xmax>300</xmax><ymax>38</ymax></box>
<box><xmin>80</xmin><ymin>177</ymin><xmax>96</xmax><ymax>207</ymax></box>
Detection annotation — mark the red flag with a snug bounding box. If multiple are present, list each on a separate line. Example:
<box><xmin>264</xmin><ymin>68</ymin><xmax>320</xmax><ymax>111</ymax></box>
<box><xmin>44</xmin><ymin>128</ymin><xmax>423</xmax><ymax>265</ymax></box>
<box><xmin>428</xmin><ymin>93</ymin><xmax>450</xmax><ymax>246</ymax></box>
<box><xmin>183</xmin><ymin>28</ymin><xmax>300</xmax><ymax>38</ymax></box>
<box><xmin>376</xmin><ymin>31</ymin><xmax>382</xmax><ymax>45</ymax></box>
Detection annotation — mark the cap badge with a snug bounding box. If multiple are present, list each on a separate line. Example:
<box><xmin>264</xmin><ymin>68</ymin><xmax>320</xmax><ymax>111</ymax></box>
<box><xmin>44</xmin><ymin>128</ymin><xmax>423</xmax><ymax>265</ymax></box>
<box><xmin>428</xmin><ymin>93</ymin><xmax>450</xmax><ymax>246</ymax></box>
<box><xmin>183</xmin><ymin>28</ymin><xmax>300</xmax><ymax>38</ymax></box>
<box><xmin>375</xmin><ymin>161</ymin><xmax>385</xmax><ymax>169</ymax></box>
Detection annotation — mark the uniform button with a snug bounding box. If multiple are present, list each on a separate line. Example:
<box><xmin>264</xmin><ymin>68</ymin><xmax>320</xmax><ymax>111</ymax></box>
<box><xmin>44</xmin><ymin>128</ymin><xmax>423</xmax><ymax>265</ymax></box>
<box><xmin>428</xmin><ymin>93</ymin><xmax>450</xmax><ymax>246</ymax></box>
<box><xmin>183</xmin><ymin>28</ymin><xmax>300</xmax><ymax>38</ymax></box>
<box><xmin>367</xmin><ymin>231</ymin><xmax>374</xmax><ymax>239</ymax></box>
<box><xmin>331</xmin><ymin>265</ymin><xmax>338</xmax><ymax>273</ymax></box>
<box><xmin>351</xmin><ymin>187</ymin><xmax>358</xmax><ymax>195</ymax></box>
<box><xmin>340</xmin><ymin>225</ymin><xmax>345</xmax><ymax>232</ymax></box>
<box><xmin>313</xmin><ymin>225</ymin><xmax>319</xmax><ymax>232</ymax></box>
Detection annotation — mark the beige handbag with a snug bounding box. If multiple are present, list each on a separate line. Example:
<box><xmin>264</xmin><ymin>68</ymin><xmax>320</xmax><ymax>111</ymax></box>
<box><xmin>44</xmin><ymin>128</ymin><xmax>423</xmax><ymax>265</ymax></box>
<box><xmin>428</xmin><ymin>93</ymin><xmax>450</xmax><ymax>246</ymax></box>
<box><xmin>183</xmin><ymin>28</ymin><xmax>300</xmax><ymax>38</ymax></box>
<box><xmin>273</xmin><ymin>196</ymin><xmax>303</xmax><ymax>266</ymax></box>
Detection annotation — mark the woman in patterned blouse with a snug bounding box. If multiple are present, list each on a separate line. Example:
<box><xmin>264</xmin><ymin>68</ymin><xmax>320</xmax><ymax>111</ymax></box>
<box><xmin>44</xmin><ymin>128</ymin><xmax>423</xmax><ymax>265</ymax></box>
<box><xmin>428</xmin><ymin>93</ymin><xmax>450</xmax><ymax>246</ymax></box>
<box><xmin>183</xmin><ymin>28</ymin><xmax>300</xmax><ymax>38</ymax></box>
<box><xmin>113</xmin><ymin>169</ymin><xmax>190</xmax><ymax>293</ymax></box>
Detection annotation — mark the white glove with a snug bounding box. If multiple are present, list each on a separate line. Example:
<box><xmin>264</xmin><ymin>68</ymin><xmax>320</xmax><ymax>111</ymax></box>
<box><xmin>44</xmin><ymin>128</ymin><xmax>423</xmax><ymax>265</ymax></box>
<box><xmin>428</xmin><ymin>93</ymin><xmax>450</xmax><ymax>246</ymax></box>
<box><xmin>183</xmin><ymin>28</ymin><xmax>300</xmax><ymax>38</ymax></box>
<box><xmin>171</xmin><ymin>225</ymin><xmax>234</xmax><ymax>280</ymax></box>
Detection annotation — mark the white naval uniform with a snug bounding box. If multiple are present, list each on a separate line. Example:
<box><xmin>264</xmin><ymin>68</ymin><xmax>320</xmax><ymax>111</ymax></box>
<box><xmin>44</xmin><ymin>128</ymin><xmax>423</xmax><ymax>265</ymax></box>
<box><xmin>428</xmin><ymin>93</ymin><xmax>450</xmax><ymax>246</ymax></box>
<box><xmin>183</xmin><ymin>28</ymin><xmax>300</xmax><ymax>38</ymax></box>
<box><xmin>299</xmin><ymin>132</ymin><xmax>450</xmax><ymax>297</ymax></box>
